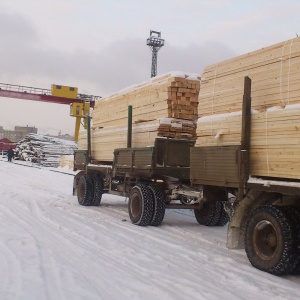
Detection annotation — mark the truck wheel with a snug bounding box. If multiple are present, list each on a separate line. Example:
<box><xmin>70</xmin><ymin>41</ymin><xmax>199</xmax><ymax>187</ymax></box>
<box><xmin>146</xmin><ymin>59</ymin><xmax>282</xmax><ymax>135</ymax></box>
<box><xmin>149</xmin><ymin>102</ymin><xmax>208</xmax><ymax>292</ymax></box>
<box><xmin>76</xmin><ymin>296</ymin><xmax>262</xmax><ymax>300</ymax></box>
<box><xmin>92</xmin><ymin>176</ymin><xmax>103</xmax><ymax>206</ymax></box>
<box><xmin>216</xmin><ymin>202</ymin><xmax>230</xmax><ymax>226</ymax></box>
<box><xmin>77</xmin><ymin>175</ymin><xmax>94</xmax><ymax>206</ymax></box>
<box><xmin>279</xmin><ymin>206</ymin><xmax>300</xmax><ymax>274</ymax></box>
<box><xmin>128</xmin><ymin>184</ymin><xmax>154</xmax><ymax>226</ymax></box>
<box><xmin>245</xmin><ymin>205</ymin><xmax>298</xmax><ymax>276</ymax></box>
<box><xmin>148</xmin><ymin>185</ymin><xmax>165</xmax><ymax>226</ymax></box>
<box><xmin>194</xmin><ymin>201</ymin><xmax>222</xmax><ymax>226</ymax></box>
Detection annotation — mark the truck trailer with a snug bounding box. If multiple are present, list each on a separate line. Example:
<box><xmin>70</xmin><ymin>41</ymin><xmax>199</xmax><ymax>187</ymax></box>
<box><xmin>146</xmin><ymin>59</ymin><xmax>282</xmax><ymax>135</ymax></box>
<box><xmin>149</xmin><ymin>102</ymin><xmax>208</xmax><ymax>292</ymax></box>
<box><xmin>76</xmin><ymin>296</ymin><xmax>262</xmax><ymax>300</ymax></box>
<box><xmin>73</xmin><ymin>77</ymin><xmax>300</xmax><ymax>276</ymax></box>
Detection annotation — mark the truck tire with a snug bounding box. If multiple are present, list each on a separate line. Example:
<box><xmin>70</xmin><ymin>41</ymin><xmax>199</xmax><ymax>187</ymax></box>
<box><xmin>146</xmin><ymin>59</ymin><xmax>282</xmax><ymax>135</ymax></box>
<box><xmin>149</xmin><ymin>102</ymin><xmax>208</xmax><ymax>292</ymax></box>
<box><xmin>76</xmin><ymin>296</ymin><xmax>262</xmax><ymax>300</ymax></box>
<box><xmin>128</xmin><ymin>184</ymin><xmax>154</xmax><ymax>226</ymax></box>
<box><xmin>280</xmin><ymin>206</ymin><xmax>300</xmax><ymax>274</ymax></box>
<box><xmin>77</xmin><ymin>175</ymin><xmax>94</xmax><ymax>206</ymax></box>
<box><xmin>216</xmin><ymin>202</ymin><xmax>230</xmax><ymax>226</ymax></box>
<box><xmin>148</xmin><ymin>185</ymin><xmax>165</xmax><ymax>226</ymax></box>
<box><xmin>92</xmin><ymin>176</ymin><xmax>103</xmax><ymax>206</ymax></box>
<box><xmin>245</xmin><ymin>205</ymin><xmax>298</xmax><ymax>276</ymax></box>
<box><xmin>194</xmin><ymin>201</ymin><xmax>222</xmax><ymax>226</ymax></box>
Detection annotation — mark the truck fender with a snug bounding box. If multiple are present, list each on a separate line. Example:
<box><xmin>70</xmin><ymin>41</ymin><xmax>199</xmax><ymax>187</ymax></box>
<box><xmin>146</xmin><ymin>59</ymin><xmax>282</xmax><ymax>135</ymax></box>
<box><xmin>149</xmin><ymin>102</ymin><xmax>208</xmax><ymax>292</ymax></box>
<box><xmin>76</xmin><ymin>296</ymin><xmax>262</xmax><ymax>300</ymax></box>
<box><xmin>73</xmin><ymin>171</ymin><xmax>86</xmax><ymax>196</ymax></box>
<box><xmin>227</xmin><ymin>190</ymin><xmax>280</xmax><ymax>249</ymax></box>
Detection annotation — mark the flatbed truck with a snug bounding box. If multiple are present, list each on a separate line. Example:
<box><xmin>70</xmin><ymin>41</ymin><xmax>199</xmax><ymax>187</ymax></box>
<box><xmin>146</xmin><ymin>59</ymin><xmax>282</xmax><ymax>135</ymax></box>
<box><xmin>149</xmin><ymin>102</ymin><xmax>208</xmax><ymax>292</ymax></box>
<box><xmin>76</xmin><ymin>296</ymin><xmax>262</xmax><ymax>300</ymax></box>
<box><xmin>73</xmin><ymin>77</ymin><xmax>300</xmax><ymax>276</ymax></box>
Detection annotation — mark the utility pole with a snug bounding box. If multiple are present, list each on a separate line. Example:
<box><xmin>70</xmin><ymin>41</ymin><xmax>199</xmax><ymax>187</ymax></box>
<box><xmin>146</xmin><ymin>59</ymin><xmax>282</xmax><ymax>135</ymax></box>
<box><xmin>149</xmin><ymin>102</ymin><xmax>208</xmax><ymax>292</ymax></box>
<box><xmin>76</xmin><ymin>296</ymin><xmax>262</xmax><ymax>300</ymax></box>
<box><xmin>146</xmin><ymin>30</ymin><xmax>164</xmax><ymax>78</ymax></box>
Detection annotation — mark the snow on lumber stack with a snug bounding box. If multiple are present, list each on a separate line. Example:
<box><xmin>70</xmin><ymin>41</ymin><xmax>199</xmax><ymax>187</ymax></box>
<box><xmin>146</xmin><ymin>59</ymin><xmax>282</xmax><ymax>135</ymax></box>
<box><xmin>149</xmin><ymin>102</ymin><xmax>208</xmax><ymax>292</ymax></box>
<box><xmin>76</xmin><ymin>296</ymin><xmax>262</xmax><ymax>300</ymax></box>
<box><xmin>15</xmin><ymin>133</ymin><xmax>77</xmax><ymax>167</ymax></box>
<box><xmin>199</xmin><ymin>37</ymin><xmax>300</xmax><ymax>116</ymax></box>
<box><xmin>78</xmin><ymin>72</ymin><xmax>201</xmax><ymax>161</ymax></box>
<box><xmin>196</xmin><ymin>105</ymin><xmax>300</xmax><ymax>180</ymax></box>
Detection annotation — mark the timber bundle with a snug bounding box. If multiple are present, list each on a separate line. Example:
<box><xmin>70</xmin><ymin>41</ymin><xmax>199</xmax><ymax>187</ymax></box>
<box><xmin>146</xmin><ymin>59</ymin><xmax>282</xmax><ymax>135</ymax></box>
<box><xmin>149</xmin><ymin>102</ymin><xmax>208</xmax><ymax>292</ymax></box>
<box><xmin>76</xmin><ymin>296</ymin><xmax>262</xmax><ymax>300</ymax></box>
<box><xmin>15</xmin><ymin>133</ymin><xmax>77</xmax><ymax>167</ymax></box>
<box><xmin>196</xmin><ymin>37</ymin><xmax>300</xmax><ymax>180</ymax></box>
<box><xmin>79</xmin><ymin>36</ymin><xmax>300</xmax><ymax>180</ymax></box>
<box><xmin>79</xmin><ymin>72</ymin><xmax>201</xmax><ymax>161</ymax></box>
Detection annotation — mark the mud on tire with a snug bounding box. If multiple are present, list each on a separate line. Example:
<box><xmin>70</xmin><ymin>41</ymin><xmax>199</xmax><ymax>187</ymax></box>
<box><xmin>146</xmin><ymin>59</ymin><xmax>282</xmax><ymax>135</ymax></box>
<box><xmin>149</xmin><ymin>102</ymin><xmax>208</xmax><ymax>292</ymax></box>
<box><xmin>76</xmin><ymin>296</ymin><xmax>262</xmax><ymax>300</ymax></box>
<box><xmin>245</xmin><ymin>205</ymin><xmax>298</xmax><ymax>276</ymax></box>
<box><xmin>128</xmin><ymin>184</ymin><xmax>154</xmax><ymax>226</ymax></box>
<box><xmin>194</xmin><ymin>201</ymin><xmax>222</xmax><ymax>226</ymax></box>
<box><xmin>77</xmin><ymin>175</ymin><xmax>94</xmax><ymax>206</ymax></box>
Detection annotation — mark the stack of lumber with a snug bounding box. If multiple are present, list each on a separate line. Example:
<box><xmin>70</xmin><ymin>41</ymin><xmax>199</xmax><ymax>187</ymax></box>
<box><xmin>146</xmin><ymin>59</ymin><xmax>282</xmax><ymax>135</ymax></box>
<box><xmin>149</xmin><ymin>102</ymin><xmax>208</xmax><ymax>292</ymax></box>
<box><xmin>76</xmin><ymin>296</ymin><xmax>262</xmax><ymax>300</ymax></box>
<box><xmin>196</xmin><ymin>37</ymin><xmax>300</xmax><ymax>180</ymax></box>
<box><xmin>92</xmin><ymin>72</ymin><xmax>200</xmax><ymax>127</ymax></box>
<box><xmin>15</xmin><ymin>133</ymin><xmax>77</xmax><ymax>167</ymax></box>
<box><xmin>78</xmin><ymin>72</ymin><xmax>201</xmax><ymax>161</ymax></box>
<box><xmin>78</xmin><ymin>118</ymin><xmax>197</xmax><ymax>161</ymax></box>
<box><xmin>196</xmin><ymin>105</ymin><xmax>300</xmax><ymax>179</ymax></box>
<box><xmin>199</xmin><ymin>37</ymin><xmax>300</xmax><ymax>116</ymax></box>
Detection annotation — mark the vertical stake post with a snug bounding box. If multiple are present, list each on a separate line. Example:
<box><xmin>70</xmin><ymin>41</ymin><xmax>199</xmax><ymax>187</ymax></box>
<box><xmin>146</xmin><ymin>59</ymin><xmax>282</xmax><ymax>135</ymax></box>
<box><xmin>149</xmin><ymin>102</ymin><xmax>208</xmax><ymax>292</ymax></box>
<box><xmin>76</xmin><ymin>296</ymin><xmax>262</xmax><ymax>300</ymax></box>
<box><xmin>238</xmin><ymin>76</ymin><xmax>252</xmax><ymax>201</ymax></box>
<box><xmin>127</xmin><ymin>105</ymin><xmax>132</xmax><ymax>148</ymax></box>
<box><xmin>87</xmin><ymin>115</ymin><xmax>91</xmax><ymax>163</ymax></box>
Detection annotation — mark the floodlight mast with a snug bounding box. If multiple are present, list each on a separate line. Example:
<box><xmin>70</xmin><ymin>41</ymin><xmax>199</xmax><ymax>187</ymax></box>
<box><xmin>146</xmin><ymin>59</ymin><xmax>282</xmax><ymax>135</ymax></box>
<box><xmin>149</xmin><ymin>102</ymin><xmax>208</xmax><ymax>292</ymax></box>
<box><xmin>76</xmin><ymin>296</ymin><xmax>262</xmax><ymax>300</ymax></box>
<box><xmin>146</xmin><ymin>30</ymin><xmax>165</xmax><ymax>78</ymax></box>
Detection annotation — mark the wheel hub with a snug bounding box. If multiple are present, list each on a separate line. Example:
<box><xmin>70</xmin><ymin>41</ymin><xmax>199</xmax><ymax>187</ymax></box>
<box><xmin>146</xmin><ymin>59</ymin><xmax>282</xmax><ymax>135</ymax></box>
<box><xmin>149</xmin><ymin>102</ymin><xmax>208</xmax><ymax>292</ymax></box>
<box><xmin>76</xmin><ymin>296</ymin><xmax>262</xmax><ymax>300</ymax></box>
<box><xmin>253</xmin><ymin>220</ymin><xmax>278</xmax><ymax>260</ymax></box>
<box><xmin>130</xmin><ymin>192</ymin><xmax>141</xmax><ymax>218</ymax></box>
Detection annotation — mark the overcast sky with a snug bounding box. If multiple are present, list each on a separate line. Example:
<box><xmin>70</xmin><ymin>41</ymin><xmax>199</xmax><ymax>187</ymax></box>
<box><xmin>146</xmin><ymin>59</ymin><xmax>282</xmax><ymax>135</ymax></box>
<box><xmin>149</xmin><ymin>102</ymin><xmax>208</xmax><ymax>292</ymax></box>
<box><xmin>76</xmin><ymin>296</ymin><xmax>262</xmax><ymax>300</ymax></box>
<box><xmin>0</xmin><ymin>0</ymin><xmax>299</xmax><ymax>136</ymax></box>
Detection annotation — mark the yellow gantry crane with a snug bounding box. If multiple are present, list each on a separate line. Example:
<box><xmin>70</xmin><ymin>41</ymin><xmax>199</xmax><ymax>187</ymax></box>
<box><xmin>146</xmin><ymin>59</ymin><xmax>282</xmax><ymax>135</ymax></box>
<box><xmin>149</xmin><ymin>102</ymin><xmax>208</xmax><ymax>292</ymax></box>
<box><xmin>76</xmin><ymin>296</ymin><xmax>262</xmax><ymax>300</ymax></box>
<box><xmin>0</xmin><ymin>82</ymin><xmax>100</xmax><ymax>141</ymax></box>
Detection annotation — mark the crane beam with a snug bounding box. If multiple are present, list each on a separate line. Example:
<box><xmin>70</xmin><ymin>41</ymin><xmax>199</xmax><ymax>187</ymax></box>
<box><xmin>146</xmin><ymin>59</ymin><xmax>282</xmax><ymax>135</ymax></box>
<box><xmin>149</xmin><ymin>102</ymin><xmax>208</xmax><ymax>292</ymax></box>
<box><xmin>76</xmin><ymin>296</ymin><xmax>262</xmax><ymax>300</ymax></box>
<box><xmin>0</xmin><ymin>89</ymin><xmax>95</xmax><ymax>107</ymax></box>
<box><xmin>0</xmin><ymin>82</ymin><xmax>100</xmax><ymax>141</ymax></box>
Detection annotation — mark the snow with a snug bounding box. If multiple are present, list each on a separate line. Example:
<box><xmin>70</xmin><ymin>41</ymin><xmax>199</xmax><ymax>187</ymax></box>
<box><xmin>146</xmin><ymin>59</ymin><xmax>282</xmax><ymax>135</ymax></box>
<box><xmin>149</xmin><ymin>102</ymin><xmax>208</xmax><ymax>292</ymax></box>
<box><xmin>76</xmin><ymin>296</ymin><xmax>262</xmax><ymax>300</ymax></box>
<box><xmin>248</xmin><ymin>176</ymin><xmax>300</xmax><ymax>188</ymax></box>
<box><xmin>0</xmin><ymin>158</ymin><xmax>300</xmax><ymax>300</ymax></box>
<box><xmin>197</xmin><ymin>110</ymin><xmax>260</xmax><ymax>124</ymax></box>
<box><xmin>99</xmin><ymin>71</ymin><xmax>201</xmax><ymax>99</ymax></box>
<box><xmin>160</xmin><ymin>118</ymin><xmax>194</xmax><ymax>125</ymax></box>
<box><xmin>266</xmin><ymin>103</ymin><xmax>300</xmax><ymax>112</ymax></box>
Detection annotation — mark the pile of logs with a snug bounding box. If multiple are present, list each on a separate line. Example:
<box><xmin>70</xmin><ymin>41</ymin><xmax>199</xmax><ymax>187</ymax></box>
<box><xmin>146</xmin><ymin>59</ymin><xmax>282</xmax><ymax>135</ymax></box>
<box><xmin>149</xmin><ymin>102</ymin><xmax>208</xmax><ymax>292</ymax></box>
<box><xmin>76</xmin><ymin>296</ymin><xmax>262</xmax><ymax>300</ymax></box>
<box><xmin>79</xmin><ymin>72</ymin><xmax>201</xmax><ymax>161</ymax></box>
<box><xmin>15</xmin><ymin>133</ymin><xmax>77</xmax><ymax>167</ymax></box>
<box><xmin>196</xmin><ymin>37</ymin><xmax>300</xmax><ymax>180</ymax></box>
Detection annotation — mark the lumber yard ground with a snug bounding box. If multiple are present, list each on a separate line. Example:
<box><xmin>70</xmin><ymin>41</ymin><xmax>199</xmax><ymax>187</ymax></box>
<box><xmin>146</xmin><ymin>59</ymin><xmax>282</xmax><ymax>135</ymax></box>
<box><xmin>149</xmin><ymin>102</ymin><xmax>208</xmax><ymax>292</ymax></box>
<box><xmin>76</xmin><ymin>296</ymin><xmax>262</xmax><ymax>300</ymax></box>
<box><xmin>0</xmin><ymin>157</ymin><xmax>300</xmax><ymax>300</ymax></box>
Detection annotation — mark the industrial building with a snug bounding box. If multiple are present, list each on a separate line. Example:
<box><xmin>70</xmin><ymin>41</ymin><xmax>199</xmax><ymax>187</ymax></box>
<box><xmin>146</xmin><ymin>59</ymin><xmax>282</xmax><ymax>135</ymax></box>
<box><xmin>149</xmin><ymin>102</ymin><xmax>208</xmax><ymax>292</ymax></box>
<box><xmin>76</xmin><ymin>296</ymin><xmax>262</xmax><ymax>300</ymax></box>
<box><xmin>0</xmin><ymin>126</ymin><xmax>38</xmax><ymax>142</ymax></box>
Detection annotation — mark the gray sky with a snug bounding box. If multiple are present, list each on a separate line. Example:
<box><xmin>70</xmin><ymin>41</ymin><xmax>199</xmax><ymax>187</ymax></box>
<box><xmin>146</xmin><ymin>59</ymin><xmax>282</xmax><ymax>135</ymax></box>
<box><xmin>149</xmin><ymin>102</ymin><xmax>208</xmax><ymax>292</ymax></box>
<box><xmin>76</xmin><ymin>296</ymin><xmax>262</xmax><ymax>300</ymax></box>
<box><xmin>0</xmin><ymin>0</ymin><xmax>299</xmax><ymax>136</ymax></box>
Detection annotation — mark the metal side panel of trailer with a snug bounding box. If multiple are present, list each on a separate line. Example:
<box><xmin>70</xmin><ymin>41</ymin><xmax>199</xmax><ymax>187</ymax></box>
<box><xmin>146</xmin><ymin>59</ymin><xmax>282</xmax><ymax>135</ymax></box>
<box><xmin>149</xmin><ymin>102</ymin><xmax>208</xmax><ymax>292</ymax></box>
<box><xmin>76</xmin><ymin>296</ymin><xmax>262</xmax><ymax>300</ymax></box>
<box><xmin>190</xmin><ymin>145</ymin><xmax>241</xmax><ymax>188</ymax></box>
<box><xmin>113</xmin><ymin>138</ymin><xmax>195</xmax><ymax>180</ymax></box>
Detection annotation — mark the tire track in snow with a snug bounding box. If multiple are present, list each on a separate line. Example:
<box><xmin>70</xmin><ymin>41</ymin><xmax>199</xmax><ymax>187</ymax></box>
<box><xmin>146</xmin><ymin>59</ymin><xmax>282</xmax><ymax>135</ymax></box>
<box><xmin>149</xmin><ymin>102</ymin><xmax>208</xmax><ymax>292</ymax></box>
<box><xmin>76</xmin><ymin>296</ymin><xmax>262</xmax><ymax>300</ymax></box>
<box><xmin>42</xmin><ymin>200</ymin><xmax>266</xmax><ymax>299</ymax></box>
<box><xmin>0</xmin><ymin>238</ymin><xmax>23</xmax><ymax>300</ymax></box>
<box><xmin>0</xmin><ymin>201</ymin><xmax>119</xmax><ymax>300</ymax></box>
<box><xmin>1</xmin><ymin>191</ymin><xmax>221</xmax><ymax>300</ymax></box>
<box><xmin>61</xmin><ymin>198</ymin><xmax>300</xmax><ymax>299</ymax></box>
<box><xmin>28</xmin><ymin>198</ymin><xmax>182</xmax><ymax>300</ymax></box>
<box><xmin>70</xmin><ymin>197</ymin><xmax>247</xmax><ymax>263</ymax></box>
<box><xmin>0</xmin><ymin>198</ymin><xmax>177</xmax><ymax>300</ymax></box>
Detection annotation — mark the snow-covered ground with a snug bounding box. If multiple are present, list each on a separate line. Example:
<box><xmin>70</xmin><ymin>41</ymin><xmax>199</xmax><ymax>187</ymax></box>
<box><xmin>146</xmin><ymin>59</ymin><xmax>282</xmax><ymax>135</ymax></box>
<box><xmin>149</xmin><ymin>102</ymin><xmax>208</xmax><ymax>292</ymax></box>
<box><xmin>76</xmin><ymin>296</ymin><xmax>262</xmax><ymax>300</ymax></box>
<box><xmin>0</xmin><ymin>158</ymin><xmax>300</xmax><ymax>300</ymax></box>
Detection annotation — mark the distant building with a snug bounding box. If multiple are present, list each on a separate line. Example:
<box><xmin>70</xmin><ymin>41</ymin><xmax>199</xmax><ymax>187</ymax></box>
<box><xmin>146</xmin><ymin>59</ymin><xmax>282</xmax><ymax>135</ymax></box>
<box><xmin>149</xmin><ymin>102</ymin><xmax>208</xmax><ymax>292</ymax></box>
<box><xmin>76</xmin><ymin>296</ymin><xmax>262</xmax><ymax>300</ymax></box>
<box><xmin>0</xmin><ymin>126</ymin><xmax>38</xmax><ymax>142</ymax></box>
<box><xmin>58</xmin><ymin>133</ymin><xmax>74</xmax><ymax>141</ymax></box>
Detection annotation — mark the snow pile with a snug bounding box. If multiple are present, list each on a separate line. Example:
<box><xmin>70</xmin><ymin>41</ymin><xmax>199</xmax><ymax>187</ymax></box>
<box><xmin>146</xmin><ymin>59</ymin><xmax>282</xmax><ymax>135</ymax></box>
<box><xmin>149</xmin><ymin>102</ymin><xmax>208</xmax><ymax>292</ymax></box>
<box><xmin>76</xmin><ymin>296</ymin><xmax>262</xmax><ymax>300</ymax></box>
<box><xmin>14</xmin><ymin>133</ymin><xmax>77</xmax><ymax>167</ymax></box>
